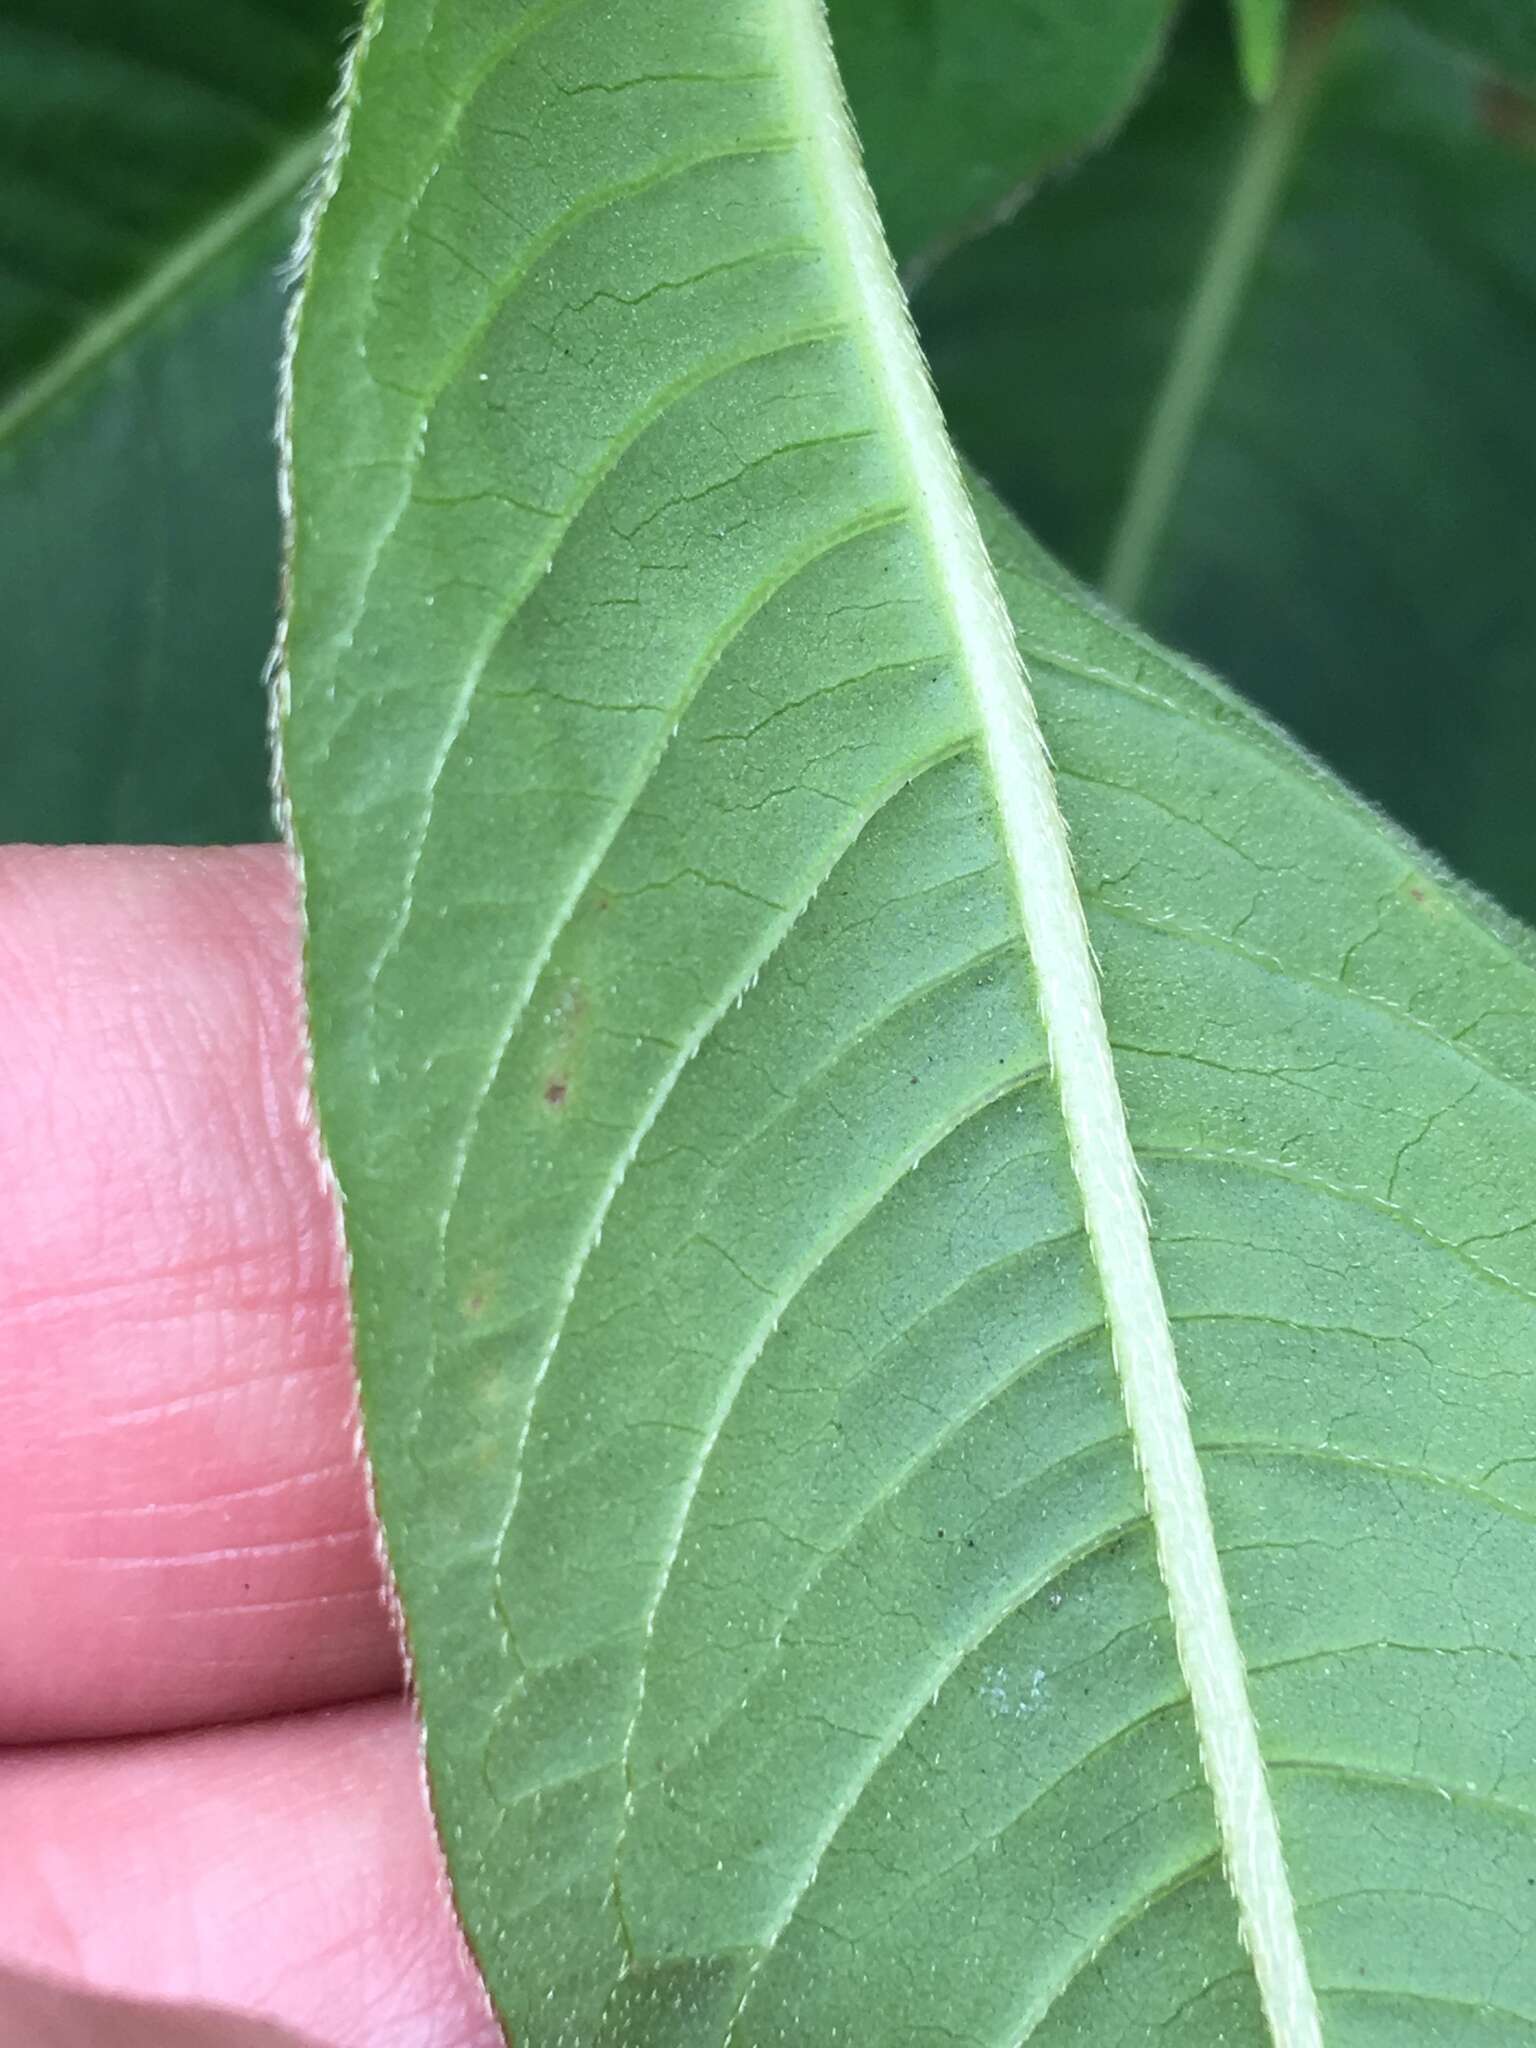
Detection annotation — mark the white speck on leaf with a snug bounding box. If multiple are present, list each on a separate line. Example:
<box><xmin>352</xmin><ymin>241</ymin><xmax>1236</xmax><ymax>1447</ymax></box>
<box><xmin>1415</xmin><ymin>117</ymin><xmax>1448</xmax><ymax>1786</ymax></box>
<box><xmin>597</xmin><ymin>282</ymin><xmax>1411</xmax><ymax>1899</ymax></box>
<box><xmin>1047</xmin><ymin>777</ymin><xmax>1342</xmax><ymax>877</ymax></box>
<box><xmin>980</xmin><ymin>1664</ymin><xmax>1047</xmax><ymax>1719</ymax></box>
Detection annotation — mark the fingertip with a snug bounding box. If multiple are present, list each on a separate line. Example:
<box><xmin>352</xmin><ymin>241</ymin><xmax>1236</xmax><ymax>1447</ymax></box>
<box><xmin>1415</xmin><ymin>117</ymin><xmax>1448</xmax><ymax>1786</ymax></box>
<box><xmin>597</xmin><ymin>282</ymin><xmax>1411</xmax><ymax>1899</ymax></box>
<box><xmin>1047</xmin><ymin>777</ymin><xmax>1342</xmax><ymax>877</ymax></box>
<box><xmin>0</xmin><ymin>1699</ymin><xmax>501</xmax><ymax>2048</ymax></box>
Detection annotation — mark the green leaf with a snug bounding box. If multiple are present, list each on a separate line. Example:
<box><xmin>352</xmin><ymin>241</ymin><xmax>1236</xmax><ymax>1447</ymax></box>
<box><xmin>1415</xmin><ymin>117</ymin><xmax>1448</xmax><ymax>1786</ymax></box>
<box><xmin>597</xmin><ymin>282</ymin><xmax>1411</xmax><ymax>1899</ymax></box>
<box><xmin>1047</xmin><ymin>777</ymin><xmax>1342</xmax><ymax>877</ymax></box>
<box><xmin>1391</xmin><ymin>0</ymin><xmax>1536</xmax><ymax>81</ymax></box>
<box><xmin>0</xmin><ymin>0</ymin><xmax>1172</xmax><ymax>844</ymax></box>
<box><xmin>282</xmin><ymin>1</ymin><xmax>1536</xmax><ymax>2043</ymax></box>
<box><xmin>0</xmin><ymin>0</ymin><xmax>355</xmax><ymax>842</ymax></box>
<box><xmin>828</xmin><ymin>0</ymin><xmax>1178</xmax><ymax>271</ymax></box>
<box><xmin>921</xmin><ymin>3</ymin><xmax>1536</xmax><ymax>922</ymax></box>
<box><xmin>1230</xmin><ymin>0</ymin><xmax>1288</xmax><ymax>97</ymax></box>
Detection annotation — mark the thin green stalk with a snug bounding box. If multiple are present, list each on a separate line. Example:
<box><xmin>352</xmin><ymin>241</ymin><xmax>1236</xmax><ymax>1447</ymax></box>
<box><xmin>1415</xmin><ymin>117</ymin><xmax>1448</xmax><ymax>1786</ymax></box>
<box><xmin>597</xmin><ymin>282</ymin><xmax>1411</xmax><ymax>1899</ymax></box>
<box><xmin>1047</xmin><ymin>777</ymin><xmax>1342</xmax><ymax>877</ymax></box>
<box><xmin>0</xmin><ymin>131</ymin><xmax>322</xmax><ymax>447</ymax></box>
<box><xmin>1101</xmin><ymin>4</ymin><xmax>1342</xmax><ymax>614</ymax></box>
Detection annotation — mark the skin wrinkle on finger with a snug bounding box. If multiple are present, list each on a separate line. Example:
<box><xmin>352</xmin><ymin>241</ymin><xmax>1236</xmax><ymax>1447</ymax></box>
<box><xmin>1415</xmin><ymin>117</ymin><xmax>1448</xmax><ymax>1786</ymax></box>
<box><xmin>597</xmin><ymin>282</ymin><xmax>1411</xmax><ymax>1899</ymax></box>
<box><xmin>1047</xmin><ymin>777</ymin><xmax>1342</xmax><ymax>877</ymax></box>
<box><xmin>0</xmin><ymin>1700</ymin><xmax>501</xmax><ymax>2048</ymax></box>
<box><xmin>0</xmin><ymin>1963</ymin><xmax>327</xmax><ymax>2048</ymax></box>
<box><xmin>0</xmin><ymin>846</ymin><xmax>399</xmax><ymax>1740</ymax></box>
<box><xmin>43</xmin><ymin>1356</ymin><xmax>348</xmax><ymax>1435</ymax></box>
<box><xmin>28</xmin><ymin>1454</ymin><xmax>358</xmax><ymax>1511</ymax></box>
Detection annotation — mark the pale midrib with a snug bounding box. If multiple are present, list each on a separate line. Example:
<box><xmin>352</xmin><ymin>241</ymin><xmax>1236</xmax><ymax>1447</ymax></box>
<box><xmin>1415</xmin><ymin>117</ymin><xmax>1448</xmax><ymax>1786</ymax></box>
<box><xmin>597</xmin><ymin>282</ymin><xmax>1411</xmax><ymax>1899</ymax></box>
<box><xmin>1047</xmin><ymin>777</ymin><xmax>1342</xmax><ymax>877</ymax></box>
<box><xmin>0</xmin><ymin>127</ymin><xmax>323</xmax><ymax>447</ymax></box>
<box><xmin>780</xmin><ymin>4</ymin><xmax>1323</xmax><ymax>2045</ymax></box>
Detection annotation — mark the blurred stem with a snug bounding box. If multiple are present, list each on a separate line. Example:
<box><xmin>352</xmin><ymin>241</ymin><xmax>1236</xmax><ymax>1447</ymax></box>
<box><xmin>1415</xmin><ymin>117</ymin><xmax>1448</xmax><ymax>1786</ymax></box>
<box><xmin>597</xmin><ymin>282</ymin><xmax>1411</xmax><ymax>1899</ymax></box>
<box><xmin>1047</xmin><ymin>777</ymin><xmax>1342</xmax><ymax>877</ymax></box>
<box><xmin>1101</xmin><ymin>1</ymin><xmax>1346</xmax><ymax>615</ymax></box>
<box><xmin>0</xmin><ymin>130</ymin><xmax>323</xmax><ymax>447</ymax></box>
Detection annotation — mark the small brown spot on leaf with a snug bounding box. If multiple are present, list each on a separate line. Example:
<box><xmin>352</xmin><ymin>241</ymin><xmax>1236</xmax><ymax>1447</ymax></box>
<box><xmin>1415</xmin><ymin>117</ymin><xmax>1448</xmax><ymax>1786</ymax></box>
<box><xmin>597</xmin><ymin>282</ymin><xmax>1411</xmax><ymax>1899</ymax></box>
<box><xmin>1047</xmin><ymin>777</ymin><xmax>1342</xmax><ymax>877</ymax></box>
<box><xmin>545</xmin><ymin>1078</ymin><xmax>568</xmax><ymax>1107</ymax></box>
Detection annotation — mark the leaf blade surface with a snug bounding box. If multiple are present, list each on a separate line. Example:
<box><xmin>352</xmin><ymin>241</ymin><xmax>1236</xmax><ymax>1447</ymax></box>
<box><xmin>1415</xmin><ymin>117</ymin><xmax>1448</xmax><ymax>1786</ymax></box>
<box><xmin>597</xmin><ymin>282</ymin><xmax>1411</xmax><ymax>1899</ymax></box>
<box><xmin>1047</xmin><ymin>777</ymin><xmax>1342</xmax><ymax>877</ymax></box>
<box><xmin>0</xmin><ymin>0</ymin><xmax>1172</xmax><ymax>843</ymax></box>
<box><xmin>282</xmin><ymin>1</ymin><xmax>1536</xmax><ymax>2042</ymax></box>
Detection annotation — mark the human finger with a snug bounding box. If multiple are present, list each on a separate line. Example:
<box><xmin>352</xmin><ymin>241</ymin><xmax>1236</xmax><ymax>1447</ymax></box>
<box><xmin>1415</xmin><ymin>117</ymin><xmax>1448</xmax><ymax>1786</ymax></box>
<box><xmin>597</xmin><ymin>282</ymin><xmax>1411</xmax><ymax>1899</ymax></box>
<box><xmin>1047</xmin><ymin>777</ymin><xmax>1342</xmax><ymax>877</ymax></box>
<box><xmin>0</xmin><ymin>846</ymin><xmax>398</xmax><ymax>1740</ymax></box>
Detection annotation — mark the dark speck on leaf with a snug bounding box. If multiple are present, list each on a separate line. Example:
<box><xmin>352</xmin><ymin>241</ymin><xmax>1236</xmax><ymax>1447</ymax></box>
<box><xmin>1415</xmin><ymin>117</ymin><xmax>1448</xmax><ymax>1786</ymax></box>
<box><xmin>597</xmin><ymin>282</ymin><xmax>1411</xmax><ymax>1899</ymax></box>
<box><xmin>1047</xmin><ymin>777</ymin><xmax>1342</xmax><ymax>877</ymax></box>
<box><xmin>545</xmin><ymin>1079</ymin><xmax>568</xmax><ymax>1107</ymax></box>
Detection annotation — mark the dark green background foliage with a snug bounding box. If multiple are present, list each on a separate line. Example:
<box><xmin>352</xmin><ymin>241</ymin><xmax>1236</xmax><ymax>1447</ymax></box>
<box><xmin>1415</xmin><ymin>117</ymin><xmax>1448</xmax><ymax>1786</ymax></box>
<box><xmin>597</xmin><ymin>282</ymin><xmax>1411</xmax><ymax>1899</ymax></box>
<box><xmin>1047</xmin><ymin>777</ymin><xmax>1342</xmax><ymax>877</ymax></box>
<box><xmin>923</xmin><ymin>6</ymin><xmax>1536</xmax><ymax>917</ymax></box>
<box><xmin>1</xmin><ymin>0</ymin><xmax>1533</xmax><ymax>917</ymax></box>
<box><xmin>0</xmin><ymin>0</ymin><xmax>355</xmax><ymax>841</ymax></box>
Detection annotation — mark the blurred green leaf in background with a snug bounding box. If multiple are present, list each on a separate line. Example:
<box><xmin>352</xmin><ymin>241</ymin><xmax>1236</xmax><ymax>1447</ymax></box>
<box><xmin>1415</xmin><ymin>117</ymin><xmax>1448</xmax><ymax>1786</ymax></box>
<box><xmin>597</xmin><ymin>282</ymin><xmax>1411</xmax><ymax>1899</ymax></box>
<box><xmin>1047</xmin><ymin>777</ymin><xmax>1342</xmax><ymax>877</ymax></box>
<box><xmin>0</xmin><ymin>0</ymin><xmax>354</xmax><ymax>842</ymax></box>
<box><xmin>830</xmin><ymin>0</ymin><xmax>1178</xmax><ymax>272</ymax></box>
<box><xmin>1393</xmin><ymin>0</ymin><xmax>1536</xmax><ymax>80</ymax></box>
<box><xmin>920</xmin><ymin>0</ymin><xmax>1536</xmax><ymax>916</ymax></box>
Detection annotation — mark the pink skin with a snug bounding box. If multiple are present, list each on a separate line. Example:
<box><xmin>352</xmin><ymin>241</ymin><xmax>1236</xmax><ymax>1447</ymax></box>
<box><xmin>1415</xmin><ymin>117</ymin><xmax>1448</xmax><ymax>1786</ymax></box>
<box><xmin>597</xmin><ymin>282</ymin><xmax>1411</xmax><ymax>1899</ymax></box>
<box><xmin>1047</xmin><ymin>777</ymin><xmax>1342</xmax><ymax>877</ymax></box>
<box><xmin>0</xmin><ymin>848</ymin><xmax>502</xmax><ymax>2047</ymax></box>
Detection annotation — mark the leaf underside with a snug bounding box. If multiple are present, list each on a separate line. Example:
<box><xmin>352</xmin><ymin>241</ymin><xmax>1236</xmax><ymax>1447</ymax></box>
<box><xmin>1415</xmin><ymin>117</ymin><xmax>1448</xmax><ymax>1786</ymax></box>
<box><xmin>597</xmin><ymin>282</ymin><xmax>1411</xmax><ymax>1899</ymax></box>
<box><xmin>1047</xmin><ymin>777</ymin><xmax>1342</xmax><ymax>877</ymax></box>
<box><xmin>282</xmin><ymin>1</ymin><xmax>1536</xmax><ymax>2042</ymax></box>
<box><xmin>0</xmin><ymin>0</ymin><xmax>1173</xmax><ymax>844</ymax></box>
